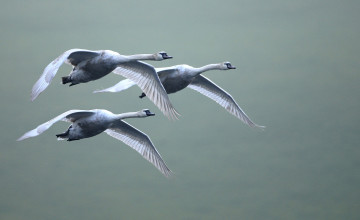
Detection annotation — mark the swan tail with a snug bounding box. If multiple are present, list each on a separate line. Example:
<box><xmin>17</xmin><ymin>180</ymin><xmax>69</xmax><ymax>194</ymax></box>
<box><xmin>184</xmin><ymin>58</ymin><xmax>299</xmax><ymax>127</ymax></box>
<box><xmin>61</xmin><ymin>76</ymin><xmax>71</xmax><ymax>85</ymax></box>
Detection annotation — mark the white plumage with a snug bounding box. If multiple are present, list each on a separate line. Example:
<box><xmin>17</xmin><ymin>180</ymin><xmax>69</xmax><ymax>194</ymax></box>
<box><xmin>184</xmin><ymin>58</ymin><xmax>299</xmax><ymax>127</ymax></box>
<box><xmin>31</xmin><ymin>49</ymin><xmax>178</xmax><ymax>120</ymax></box>
<box><xmin>95</xmin><ymin>62</ymin><xmax>264</xmax><ymax>128</ymax></box>
<box><xmin>17</xmin><ymin>109</ymin><xmax>172</xmax><ymax>177</ymax></box>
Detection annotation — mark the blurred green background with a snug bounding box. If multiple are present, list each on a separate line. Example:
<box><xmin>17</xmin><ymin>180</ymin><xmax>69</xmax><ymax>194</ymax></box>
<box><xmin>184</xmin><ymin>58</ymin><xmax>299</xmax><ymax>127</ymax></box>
<box><xmin>1</xmin><ymin>0</ymin><xmax>359</xmax><ymax>219</ymax></box>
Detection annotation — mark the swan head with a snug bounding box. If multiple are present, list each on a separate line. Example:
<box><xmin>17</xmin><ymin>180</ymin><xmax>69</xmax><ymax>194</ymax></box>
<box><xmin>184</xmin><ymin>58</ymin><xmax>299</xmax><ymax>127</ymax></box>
<box><xmin>222</xmin><ymin>62</ymin><xmax>236</xmax><ymax>70</ymax></box>
<box><xmin>154</xmin><ymin>51</ymin><xmax>173</xmax><ymax>60</ymax></box>
<box><xmin>140</xmin><ymin>109</ymin><xmax>156</xmax><ymax>117</ymax></box>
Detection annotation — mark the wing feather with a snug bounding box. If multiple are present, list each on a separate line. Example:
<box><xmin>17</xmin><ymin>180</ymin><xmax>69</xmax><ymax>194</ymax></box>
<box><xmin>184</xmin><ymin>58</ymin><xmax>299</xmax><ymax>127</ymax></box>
<box><xmin>17</xmin><ymin>110</ymin><xmax>95</xmax><ymax>141</ymax></box>
<box><xmin>188</xmin><ymin>75</ymin><xmax>265</xmax><ymax>129</ymax></box>
<box><xmin>113</xmin><ymin>61</ymin><xmax>179</xmax><ymax>120</ymax></box>
<box><xmin>104</xmin><ymin>121</ymin><xmax>172</xmax><ymax>177</ymax></box>
<box><xmin>31</xmin><ymin>49</ymin><xmax>100</xmax><ymax>101</ymax></box>
<box><xmin>93</xmin><ymin>79</ymin><xmax>137</xmax><ymax>93</ymax></box>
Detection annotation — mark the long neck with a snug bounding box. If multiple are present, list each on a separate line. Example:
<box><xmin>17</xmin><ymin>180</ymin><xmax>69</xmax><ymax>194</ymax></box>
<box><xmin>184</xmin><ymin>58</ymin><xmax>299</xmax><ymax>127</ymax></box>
<box><xmin>115</xmin><ymin>112</ymin><xmax>141</xmax><ymax>120</ymax></box>
<box><xmin>125</xmin><ymin>54</ymin><xmax>155</xmax><ymax>61</ymax></box>
<box><xmin>190</xmin><ymin>64</ymin><xmax>222</xmax><ymax>77</ymax></box>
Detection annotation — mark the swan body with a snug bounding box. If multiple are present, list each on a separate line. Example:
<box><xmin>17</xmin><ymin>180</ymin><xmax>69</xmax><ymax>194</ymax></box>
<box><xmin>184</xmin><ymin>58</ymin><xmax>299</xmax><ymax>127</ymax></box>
<box><xmin>95</xmin><ymin>62</ymin><xmax>264</xmax><ymax>128</ymax></box>
<box><xmin>17</xmin><ymin>109</ymin><xmax>172</xmax><ymax>177</ymax></box>
<box><xmin>31</xmin><ymin>49</ymin><xmax>178</xmax><ymax>119</ymax></box>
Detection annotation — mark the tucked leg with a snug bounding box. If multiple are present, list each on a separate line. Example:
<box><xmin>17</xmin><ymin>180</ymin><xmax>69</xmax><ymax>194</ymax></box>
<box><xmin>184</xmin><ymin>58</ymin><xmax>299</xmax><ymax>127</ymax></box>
<box><xmin>139</xmin><ymin>92</ymin><xmax>146</xmax><ymax>98</ymax></box>
<box><xmin>62</xmin><ymin>76</ymin><xmax>71</xmax><ymax>85</ymax></box>
<box><xmin>56</xmin><ymin>125</ymin><xmax>72</xmax><ymax>138</ymax></box>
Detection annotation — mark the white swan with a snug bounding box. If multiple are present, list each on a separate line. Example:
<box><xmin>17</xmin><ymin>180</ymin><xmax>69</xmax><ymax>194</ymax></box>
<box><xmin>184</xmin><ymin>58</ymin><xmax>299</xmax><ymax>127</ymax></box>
<box><xmin>95</xmin><ymin>62</ymin><xmax>264</xmax><ymax>128</ymax></box>
<box><xmin>31</xmin><ymin>49</ymin><xmax>179</xmax><ymax>120</ymax></box>
<box><xmin>17</xmin><ymin>109</ymin><xmax>172</xmax><ymax>177</ymax></box>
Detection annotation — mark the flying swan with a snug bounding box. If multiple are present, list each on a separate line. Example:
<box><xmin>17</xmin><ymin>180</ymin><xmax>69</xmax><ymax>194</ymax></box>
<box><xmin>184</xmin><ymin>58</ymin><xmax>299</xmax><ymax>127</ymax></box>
<box><xmin>17</xmin><ymin>109</ymin><xmax>172</xmax><ymax>177</ymax></box>
<box><xmin>31</xmin><ymin>49</ymin><xmax>179</xmax><ymax>120</ymax></box>
<box><xmin>95</xmin><ymin>62</ymin><xmax>264</xmax><ymax>128</ymax></box>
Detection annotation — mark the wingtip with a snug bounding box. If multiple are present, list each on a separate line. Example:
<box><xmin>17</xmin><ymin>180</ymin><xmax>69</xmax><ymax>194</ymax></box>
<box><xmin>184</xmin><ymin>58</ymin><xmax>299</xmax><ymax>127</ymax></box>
<box><xmin>30</xmin><ymin>96</ymin><xmax>36</xmax><ymax>102</ymax></box>
<box><xmin>93</xmin><ymin>89</ymin><xmax>113</xmax><ymax>93</ymax></box>
<box><xmin>252</xmin><ymin>123</ymin><xmax>266</xmax><ymax>130</ymax></box>
<box><xmin>166</xmin><ymin>111</ymin><xmax>181</xmax><ymax>121</ymax></box>
<box><xmin>257</xmin><ymin>125</ymin><xmax>266</xmax><ymax>131</ymax></box>
<box><xmin>170</xmin><ymin>108</ymin><xmax>181</xmax><ymax>121</ymax></box>
<box><xmin>30</xmin><ymin>90</ymin><xmax>37</xmax><ymax>102</ymax></box>
<box><xmin>163</xmin><ymin>169</ymin><xmax>175</xmax><ymax>178</ymax></box>
<box><xmin>31</xmin><ymin>82</ymin><xmax>42</xmax><ymax>102</ymax></box>
<box><xmin>17</xmin><ymin>136</ymin><xmax>25</xmax><ymax>141</ymax></box>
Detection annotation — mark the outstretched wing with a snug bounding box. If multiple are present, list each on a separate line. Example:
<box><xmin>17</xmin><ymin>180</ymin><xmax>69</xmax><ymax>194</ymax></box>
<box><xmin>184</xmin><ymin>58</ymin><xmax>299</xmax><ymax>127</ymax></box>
<box><xmin>93</xmin><ymin>78</ymin><xmax>137</xmax><ymax>93</ymax></box>
<box><xmin>17</xmin><ymin>110</ymin><xmax>96</xmax><ymax>141</ymax></box>
<box><xmin>31</xmin><ymin>49</ymin><xmax>100</xmax><ymax>101</ymax></box>
<box><xmin>113</xmin><ymin>61</ymin><xmax>180</xmax><ymax>120</ymax></box>
<box><xmin>104</xmin><ymin>120</ymin><xmax>172</xmax><ymax>177</ymax></box>
<box><xmin>188</xmin><ymin>75</ymin><xmax>265</xmax><ymax>129</ymax></box>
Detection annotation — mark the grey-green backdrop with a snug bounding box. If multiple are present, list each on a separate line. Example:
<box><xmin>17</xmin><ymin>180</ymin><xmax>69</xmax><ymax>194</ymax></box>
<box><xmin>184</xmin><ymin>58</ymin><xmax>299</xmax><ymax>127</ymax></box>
<box><xmin>1</xmin><ymin>0</ymin><xmax>359</xmax><ymax>219</ymax></box>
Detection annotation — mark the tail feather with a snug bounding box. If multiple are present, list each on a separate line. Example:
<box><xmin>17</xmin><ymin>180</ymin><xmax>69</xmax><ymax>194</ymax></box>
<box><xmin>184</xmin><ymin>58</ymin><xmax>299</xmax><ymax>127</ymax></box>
<box><xmin>62</xmin><ymin>76</ymin><xmax>71</xmax><ymax>84</ymax></box>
